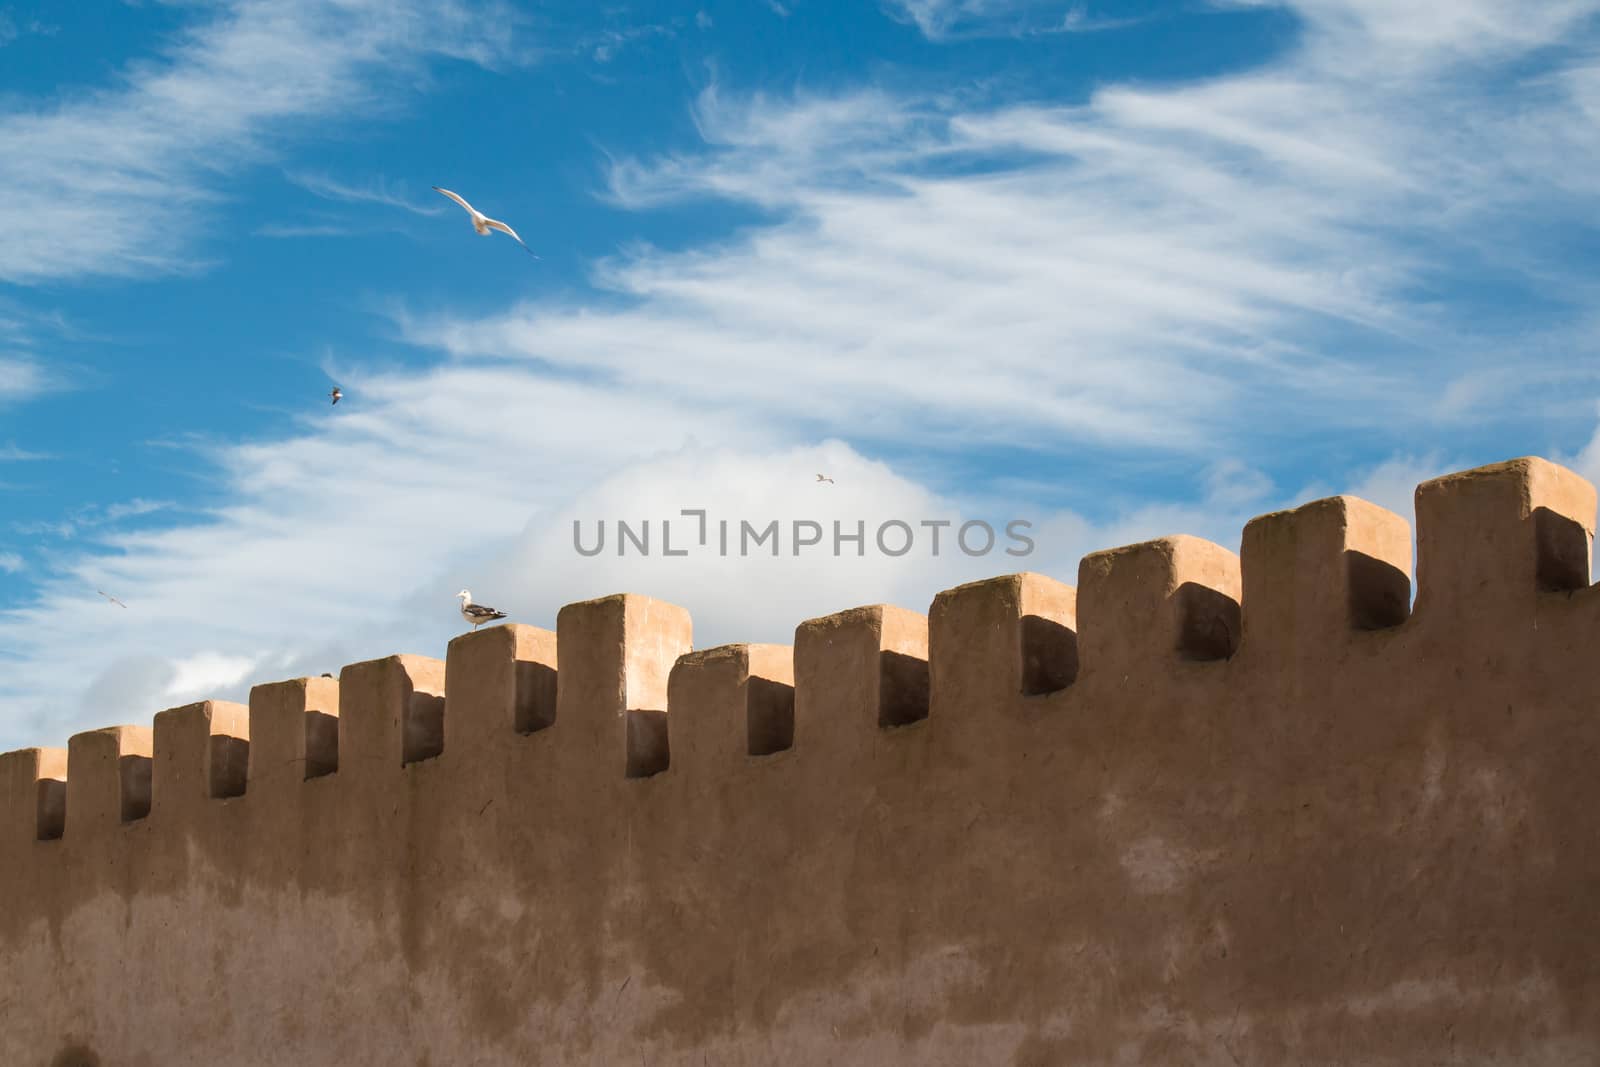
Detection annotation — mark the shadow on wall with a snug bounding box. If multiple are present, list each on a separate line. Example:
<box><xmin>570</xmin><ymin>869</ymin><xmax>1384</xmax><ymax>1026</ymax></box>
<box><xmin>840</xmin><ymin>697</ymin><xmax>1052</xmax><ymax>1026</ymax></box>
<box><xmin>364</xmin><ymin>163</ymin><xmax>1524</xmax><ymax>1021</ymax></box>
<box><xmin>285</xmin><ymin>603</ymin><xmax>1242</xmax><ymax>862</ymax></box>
<box><xmin>1536</xmin><ymin>506</ymin><xmax>1591</xmax><ymax>591</ymax></box>
<box><xmin>1175</xmin><ymin>582</ymin><xmax>1240</xmax><ymax>661</ymax></box>
<box><xmin>879</xmin><ymin>650</ymin><xmax>930</xmax><ymax>728</ymax></box>
<box><xmin>52</xmin><ymin>1046</ymin><xmax>100</xmax><ymax>1067</ymax></box>
<box><xmin>1345</xmin><ymin>549</ymin><xmax>1411</xmax><ymax>630</ymax></box>
<box><xmin>119</xmin><ymin>753</ymin><xmax>151</xmax><ymax>822</ymax></box>
<box><xmin>1021</xmin><ymin>613</ymin><xmax>1077</xmax><ymax>696</ymax></box>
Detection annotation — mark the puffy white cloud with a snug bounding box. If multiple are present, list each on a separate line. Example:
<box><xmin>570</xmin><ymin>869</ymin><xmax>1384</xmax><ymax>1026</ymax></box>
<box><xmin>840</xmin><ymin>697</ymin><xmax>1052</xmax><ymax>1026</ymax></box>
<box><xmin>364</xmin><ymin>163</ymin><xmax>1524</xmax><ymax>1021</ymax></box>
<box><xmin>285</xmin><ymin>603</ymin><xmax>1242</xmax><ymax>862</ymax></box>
<box><xmin>1571</xmin><ymin>411</ymin><xmax>1600</xmax><ymax>489</ymax></box>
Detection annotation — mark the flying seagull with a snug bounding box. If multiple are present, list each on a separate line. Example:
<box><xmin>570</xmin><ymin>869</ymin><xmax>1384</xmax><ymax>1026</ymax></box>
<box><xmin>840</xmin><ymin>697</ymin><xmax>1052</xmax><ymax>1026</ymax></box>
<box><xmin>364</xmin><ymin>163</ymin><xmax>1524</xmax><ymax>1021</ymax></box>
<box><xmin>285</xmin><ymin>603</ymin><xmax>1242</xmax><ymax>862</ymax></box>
<box><xmin>329</xmin><ymin>387</ymin><xmax>342</xmax><ymax>406</ymax></box>
<box><xmin>816</xmin><ymin>474</ymin><xmax>834</xmax><ymax>484</ymax></box>
<box><xmin>432</xmin><ymin>187</ymin><xmax>538</xmax><ymax>257</ymax></box>
<box><xmin>457</xmin><ymin>589</ymin><xmax>508</xmax><ymax>630</ymax></box>
<box><xmin>96</xmin><ymin>590</ymin><xmax>127</xmax><ymax>609</ymax></box>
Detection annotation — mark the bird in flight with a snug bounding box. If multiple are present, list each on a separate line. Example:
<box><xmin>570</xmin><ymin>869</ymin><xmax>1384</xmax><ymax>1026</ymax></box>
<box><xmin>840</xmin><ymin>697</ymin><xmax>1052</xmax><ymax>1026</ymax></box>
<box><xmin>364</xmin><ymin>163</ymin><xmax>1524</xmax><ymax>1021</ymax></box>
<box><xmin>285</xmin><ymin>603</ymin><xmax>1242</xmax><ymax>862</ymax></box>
<box><xmin>329</xmin><ymin>387</ymin><xmax>342</xmax><ymax>405</ymax></box>
<box><xmin>433</xmin><ymin>187</ymin><xmax>538</xmax><ymax>257</ymax></box>
<box><xmin>96</xmin><ymin>590</ymin><xmax>128</xmax><ymax>609</ymax></box>
<box><xmin>816</xmin><ymin>474</ymin><xmax>834</xmax><ymax>484</ymax></box>
<box><xmin>457</xmin><ymin>589</ymin><xmax>508</xmax><ymax>631</ymax></box>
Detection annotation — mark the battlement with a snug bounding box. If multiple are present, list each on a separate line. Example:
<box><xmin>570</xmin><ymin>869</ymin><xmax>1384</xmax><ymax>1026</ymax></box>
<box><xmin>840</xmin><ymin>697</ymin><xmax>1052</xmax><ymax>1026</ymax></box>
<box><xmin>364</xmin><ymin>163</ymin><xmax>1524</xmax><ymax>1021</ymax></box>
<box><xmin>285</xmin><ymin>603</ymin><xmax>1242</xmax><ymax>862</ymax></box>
<box><xmin>3</xmin><ymin>455</ymin><xmax>1598</xmax><ymax>1066</ymax></box>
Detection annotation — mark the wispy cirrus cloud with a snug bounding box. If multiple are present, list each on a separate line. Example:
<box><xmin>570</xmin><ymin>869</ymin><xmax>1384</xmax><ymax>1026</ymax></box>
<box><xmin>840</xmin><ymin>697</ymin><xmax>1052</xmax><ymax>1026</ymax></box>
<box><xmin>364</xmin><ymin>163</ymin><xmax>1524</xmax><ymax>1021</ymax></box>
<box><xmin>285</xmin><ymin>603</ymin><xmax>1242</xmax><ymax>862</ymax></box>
<box><xmin>439</xmin><ymin>62</ymin><xmax>1600</xmax><ymax>460</ymax></box>
<box><xmin>0</xmin><ymin>303</ymin><xmax>77</xmax><ymax>407</ymax></box>
<box><xmin>11</xmin><ymin>498</ymin><xmax>174</xmax><ymax>541</ymax></box>
<box><xmin>586</xmin><ymin>22</ymin><xmax>678</xmax><ymax>64</ymax></box>
<box><xmin>0</xmin><ymin>10</ymin><xmax>56</xmax><ymax>48</ymax></box>
<box><xmin>886</xmin><ymin>0</ymin><xmax>1153</xmax><ymax>39</ymax></box>
<box><xmin>1222</xmin><ymin>0</ymin><xmax>1600</xmax><ymax>66</ymax></box>
<box><xmin>0</xmin><ymin>0</ymin><xmax>524</xmax><ymax>284</ymax></box>
<box><xmin>1057</xmin><ymin>6</ymin><xmax>1152</xmax><ymax>34</ymax></box>
<box><xmin>284</xmin><ymin>171</ymin><xmax>448</xmax><ymax>217</ymax></box>
<box><xmin>0</xmin><ymin>357</ymin><xmax>51</xmax><ymax>407</ymax></box>
<box><xmin>589</xmin><ymin>0</ymin><xmax>1600</xmax><ymax>450</ymax></box>
<box><xmin>254</xmin><ymin>222</ymin><xmax>362</xmax><ymax>239</ymax></box>
<box><xmin>884</xmin><ymin>0</ymin><xmax>1009</xmax><ymax>37</ymax></box>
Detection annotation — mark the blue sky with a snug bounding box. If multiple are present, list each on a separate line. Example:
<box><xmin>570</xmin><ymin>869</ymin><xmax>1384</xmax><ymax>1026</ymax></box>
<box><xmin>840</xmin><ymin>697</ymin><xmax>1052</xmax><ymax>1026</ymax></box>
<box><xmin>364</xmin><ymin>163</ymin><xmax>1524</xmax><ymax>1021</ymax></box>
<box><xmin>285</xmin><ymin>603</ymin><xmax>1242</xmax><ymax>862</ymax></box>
<box><xmin>3</xmin><ymin>0</ymin><xmax>1600</xmax><ymax>746</ymax></box>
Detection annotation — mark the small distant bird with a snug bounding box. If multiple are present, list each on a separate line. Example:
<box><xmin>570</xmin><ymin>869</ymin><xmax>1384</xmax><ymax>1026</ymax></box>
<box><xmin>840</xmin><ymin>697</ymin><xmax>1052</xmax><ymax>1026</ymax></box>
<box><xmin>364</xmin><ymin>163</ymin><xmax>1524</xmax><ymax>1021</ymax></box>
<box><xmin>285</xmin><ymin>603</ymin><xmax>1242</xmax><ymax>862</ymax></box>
<box><xmin>96</xmin><ymin>590</ymin><xmax>127</xmax><ymax>609</ymax></box>
<box><xmin>329</xmin><ymin>387</ymin><xmax>342</xmax><ymax>405</ymax></box>
<box><xmin>816</xmin><ymin>474</ymin><xmax>834</xmax><ymax>484</ymax></box>
<box><xmin>320</xmin><ymin>673</ymin><xmax>333</xmax><ymax>678</ymax></box>
<box><xmin>433</xmin><ymin>187</ymin><xmax>538</xmax><ymax>257</ymax></box>
<box><xmin>457</xmin><ymin>589</ymin><xmax>508</xmax><ymax>630</ymax></box>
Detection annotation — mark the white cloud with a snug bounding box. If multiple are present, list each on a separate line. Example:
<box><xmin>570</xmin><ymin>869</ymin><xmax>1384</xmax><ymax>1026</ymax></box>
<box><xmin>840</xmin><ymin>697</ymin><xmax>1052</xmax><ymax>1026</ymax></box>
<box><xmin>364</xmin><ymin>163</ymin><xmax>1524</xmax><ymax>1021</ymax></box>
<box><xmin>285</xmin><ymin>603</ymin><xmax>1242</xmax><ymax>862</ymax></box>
<box><xmin>103</xmin><ymin>499</ymin><xmax>173</xmax><ymax>523</ymax></box>
<box><xmin>1255</xmin><ymin>0</ymin><xmax>1600</xmax><ymax>69</ymax></box>
<box><xmin>1344</xmin><ymin>452</ymin><xmax>1451</xmax><ymax>525</ymax></box>
<box><xmin>162</xmin><ymin>652</ymin><xmax>261</xmax><ymax>704</ymax></box>
<box><xmin>0</xmin><ymin>301</ymin><xmax>77</xmax><ymax>407</ymax></box>
<box><xmin>588</xmin><ymin>22</ymin><xmax>677</xmax><ymax>64</ymax></box>
<box><xmin>0</xmin><ymin>0</ymin><xmax>523</xmax><ymax>283</ymax></box>
<box><xmin>284</xmin><ymin>171</ymin><xmax>448</xmax><ymax>216</ymax></box>
<box><xmin>1568</xmin><ymin>408</ymin><xmax>1600</xmax><ymax>488</ymax></box>
<box><xmin>254</xmin><ymin>222</ymin><xmax>361</xmax><ymax>239</ymax></box>
<box><xmin>9</xmin><ymin>498</ymin><xmax>174</xmax><ymax>541</ymax></box>
<box><xmin>475</xmin><ymin>439</ymin><xmax>1052</xmax><ymax>644</ymax></box>
<box><xmin>0</xmin><ymin>366</ymin><xmax>774</xmax><ymax>742</ymax></box>
<box><xmin>0</xmin><ymin>11</ymin><xmax>49</xmax><ymax>50</ymax></box>
<box><xmin>1057</xmin><ymin>6</ymin><xmax>1151</xmax><ymax>34</ymax></box>
<box><xmin>0</xmin><ymin>360</ymin><xmax>1272</xmax><ymax>748</ymax></box>
<box><xmin>0</xmin><ymin>358</ymin><xmax>49</xmax><ymax>406</ymax></box>
<box><xmin>1204</xmin><ymin>460</ymin><xmax>1276</xmax><ymax>510</ymax></box>
<box><xmin>886</xmin><ymin>0</ymin><xmax>1148</xmax><ymax>39</ymax></box>
<box><xmin>439</xmin><ymin>34</ymin><xmax>1600</xmax><ymax>459</ymax></box>
<box><xmin>885</xmin><ymin>0</ymin><xmax>1031</xmax><ymax>38</ymax></box>
<box><xmin>0</xmin><ymin>551</ymin><xmax>22</xmax><ymax>574</ymax></box>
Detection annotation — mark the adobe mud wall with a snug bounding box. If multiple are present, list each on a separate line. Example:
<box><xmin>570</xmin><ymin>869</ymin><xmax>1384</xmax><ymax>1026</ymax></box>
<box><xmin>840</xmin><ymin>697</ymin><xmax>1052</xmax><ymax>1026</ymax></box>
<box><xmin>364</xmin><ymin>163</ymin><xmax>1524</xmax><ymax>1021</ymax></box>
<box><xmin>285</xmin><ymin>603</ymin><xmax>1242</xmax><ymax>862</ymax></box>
<box><xmin>2</xmin><ymin>456</ymin><xmax>1599</xmax><ymax>1066</ymax></box>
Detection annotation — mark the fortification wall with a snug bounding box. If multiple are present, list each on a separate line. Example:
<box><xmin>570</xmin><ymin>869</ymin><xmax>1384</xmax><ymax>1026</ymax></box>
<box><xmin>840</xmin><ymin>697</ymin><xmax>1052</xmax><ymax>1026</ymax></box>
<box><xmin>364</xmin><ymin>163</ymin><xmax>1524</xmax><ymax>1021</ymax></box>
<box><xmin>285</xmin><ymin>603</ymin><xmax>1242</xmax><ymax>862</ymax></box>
<box><xmin>2</xmin><ymin>456</ymin><xmax>1599</xmax><ymax>1066</ymax></box>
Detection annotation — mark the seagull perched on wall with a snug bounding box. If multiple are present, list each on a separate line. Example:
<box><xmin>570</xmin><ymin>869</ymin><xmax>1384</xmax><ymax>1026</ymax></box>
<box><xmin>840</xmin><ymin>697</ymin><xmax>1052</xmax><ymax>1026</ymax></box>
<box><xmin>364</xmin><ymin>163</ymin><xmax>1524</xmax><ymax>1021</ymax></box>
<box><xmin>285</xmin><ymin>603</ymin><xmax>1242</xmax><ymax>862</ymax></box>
<box><xmin>457</xmin><ymin>589</ymin><xmax>508</xmax><ymax>630</ymax></box>
<box><xmin>329</xmin><ymin>387</ymin><xmax>342</xmax><ymax>405</ymax></box>
<box><xmin>433</xmin><ymin>187</ymin><xmax>538</xmax><ymax>257</ymax></box>
<box><xmin>816</xmin><ymin>474</ymin><xmax>834</xmax><ymax>484</ymax></box>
